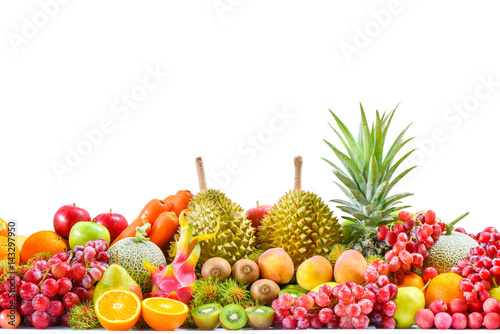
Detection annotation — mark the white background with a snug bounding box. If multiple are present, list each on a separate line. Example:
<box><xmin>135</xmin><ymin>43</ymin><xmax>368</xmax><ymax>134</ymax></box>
<box><xmin>1</xmin><ymin>1</ymin><xmax>500</xmax><ymax>238</ymax></box>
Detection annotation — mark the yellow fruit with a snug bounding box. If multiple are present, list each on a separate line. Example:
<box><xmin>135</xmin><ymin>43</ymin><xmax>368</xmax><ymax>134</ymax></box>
<box><xmin>311</xmin><ymin>282</ymin><xmax>338</xmax><ymax>293</ymax></box>
<box><xmin>142</xmin><ymin>297</ymin><xmax>188</xmax><ymax>331</ymax></box>
<box><xmin>95</xmin><ymin>290</ymin><xmax>141</xmax><ymax>331</ymax></box>
<box><xmin>296</xmin><ymin>256</ymin><xmax>333</xmax><ymax>291</ymax></box>
<box><xmin>13</xmin><ymin>235</ymin><xmax>27</xmax><ymax>253</ymax></box>
<box><xmin>0</xmin><ymin>236</ymin><xmax>19</xmax><ymax>266</ymax></box>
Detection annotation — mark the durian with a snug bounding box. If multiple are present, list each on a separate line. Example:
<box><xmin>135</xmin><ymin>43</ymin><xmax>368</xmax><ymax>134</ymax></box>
<box><xmin>258</xmin><ymin>156</ymin><xmax>343</xmax><ymax>267</ymax></box>
<box><xmin>170</xmin><ymin>157</ymin><xmax>257</xmax><ymax>267</ymax></box>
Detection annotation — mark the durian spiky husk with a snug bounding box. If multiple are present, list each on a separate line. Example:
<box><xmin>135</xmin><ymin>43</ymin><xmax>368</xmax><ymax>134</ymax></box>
<box><xmin>258</xmin><ymin>189</ymin><xmax>343</xmax><ymax>267</ymax></box>
<box><xmin>170</xmin><ymin>189</ymin><xmax>257</xmax><ymax>267</ymax></box>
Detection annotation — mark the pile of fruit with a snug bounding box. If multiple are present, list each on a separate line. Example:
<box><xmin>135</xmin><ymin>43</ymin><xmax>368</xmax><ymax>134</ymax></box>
<box><xmin>1</xmin><ymin>105</ymin><xmax>498</xmax><ymax>330</ymax></box>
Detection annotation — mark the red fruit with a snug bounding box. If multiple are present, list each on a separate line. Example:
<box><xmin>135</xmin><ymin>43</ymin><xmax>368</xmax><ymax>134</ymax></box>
<box><xmin>383</xmin><ymin>301</ymin><xmax>396</xmax><ymax>317</ymax></box>
<box><xmin>451</xmin><ymin>313</ymin><xmax>467</xmax><ymax>329</ymax></box>
<box><xmin>425</xmin><ymin>210</ymin><xmax>436</xmax><ymax>225</ymax></box>
<box><xmin>318</xmin><ymin>308</ymin><xmax>334</xmax><ymax>324</ymax></box>
<box><xmin>346</xmin><ymin>304</ymin><xmax>361</xmax><ymax>318</ymax></box>
<box><xmin>450</xmin><ymin>299</ymin><xmax>467</xmax><ymax>314</ymax></box>
<box><xmin>282</xmin><ymin>315</ymin><xmax>297</xmax><ymax>329</ymax></box>
<box><xmin>429</xmin><ymin>299</ymin><xmax>447</xmax><ymax>315</ymax></box>
<box><xmin>310</xmin><ymin>315</ymin><xmax>323</xmax><ymax>329</ymax></box>
<box><xmin>382</xmin><ymin>316</ymin><xmax>395</xmax><ymax>329</ymax></box>
<box><xmin>246</xmin><ymin>203</ymin><xmax>273</xmax><ymax>233</ymax></box>
<box><xmin>398</xmin><ymin>211</ymin><xmax>413</xmax><ymax>222</ymax></box>
<box><xmin>467</xmin><ymin>312</ymin><xmax>483</xmax><ymax>329</ymax></box>
<box><xmin>358</xmin><ymin>299</ymin><xmax>373</xmax><ymax>315</ymax></box>
<box><xmin>326</xmin><ymin>316</ymin><xmax>339</xmax><ymax>329</ymax></box>
<box><xmin>415</xmin><ymin>309</ymin><xmax>435</xmax><ymax>329</ymax></box>
<box><xmin>377</xmin><ymin>226</ymin><xmax>389</xmax><ymax>241</ymax></box>
<box><xmin>339</xmin><ymin>316</ymin><xmax>353</xmax><ymax>329</ymax></box>
<box><xmin>352</xmin><ymin>314</ymin><xmax>369</xmax><ymax>329</ymax></box>
<box><xmin>385</xmin><ymin>231</ymin><xmax>397</xmax><ymax>246</ymax></box>
<box><xmin>483</xmin><ymin>312</ymin><xmax>500</xmax><ymax>329</ymax></box>
<box><xmin>423</xmin><ymin>267</ymin><xmax>438</xmax><ymax>283</ymax></box>
<box><xmin>53</xmin><ymin>204</ymin><xmax>91</xmax><ymax>239</ymax></box>
<box><xmin>292</xmin><ymin>307</ymin><xmax>307</xmax><ymax>321</ymax></box>
<box><xmin>434</xmin><ymin>312</ymin><xmax>452</xmax><ymax>329</ymax></box>
<box><xmin>92</xmin><ymin>210</ymin><xmax>128</xmax><ymax>242</ymax></box>
<box><xmin>483</xmin><ymin>298</ymin><xmax>500</xmax><ymax>314</ymax></box>
<box><xmin>297</xmin><ymin>319</ymin><xmax>310</xmax><ymax>329</ymax></box>
<box><xmin>31</xmin><ymin>311</ymin><xmax>50</xmax><ymax>329</ymax></box>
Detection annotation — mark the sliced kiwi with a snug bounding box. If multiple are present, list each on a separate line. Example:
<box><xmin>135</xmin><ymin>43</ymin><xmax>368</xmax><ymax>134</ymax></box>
<box><xmin>283</xmin><ymin>284</ymin><xmax>309</xmax><ymax>294</ymax></box>
<box><xmin>219</xmin><ymin>304</ymin><xmax>248</xmax><ymax>330</ymax></box>
<box><xmin>191</xmin><ymin>303</ymin><xmax>222</xmax><ymax>330</ymax></box>
<box><xmin>250</xmin><ymin>279</ymin><xmax>280</xmax><ymax>305</ymax></box>
<box><xmin>201</xmin><ymin>257</ymin><xmax>232</xmax><ymax>281</ymax></box>
<box><xmin>278</xmin><ymin>288</ymin><xmax>305</xmax><ymax>300</ymax></box>
<box><xmin>232</xmin><ymin>259</ymin><xmax>259</xmax><ymax>284</ymax></box>
<box><xmin>245</xmin><ymin>306</ymin><xmax>275</xmax><ymax>329</ymax></box>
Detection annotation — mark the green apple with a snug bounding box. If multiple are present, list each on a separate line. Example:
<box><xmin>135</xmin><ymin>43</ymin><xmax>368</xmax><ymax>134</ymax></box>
<box><xmin>69</xmin><ymin>221</ymin><xmax>111</xmax><ymax>249</ymax></box>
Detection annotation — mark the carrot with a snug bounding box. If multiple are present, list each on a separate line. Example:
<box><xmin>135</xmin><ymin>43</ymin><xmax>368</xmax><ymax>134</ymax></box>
<box><xmin>110</xmin><ymin>199</ymin><xmax>170</xmax><ymax>246</ymax></box>
<box><xmin>169</xmin><ymin>190</ymin><xmax>193</xmax><ymax>217</ymax></box>
<box><xmin>149</xmin><ymin>211</ymin><xmax>179</xmax><ymax>249</ymax></box>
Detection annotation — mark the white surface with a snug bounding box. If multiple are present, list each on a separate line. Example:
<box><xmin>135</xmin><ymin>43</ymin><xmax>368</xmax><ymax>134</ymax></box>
<box><xmin>1</xmin><ymin>1</ymin><xmax>500</xmax><ymax>237</ymax></box>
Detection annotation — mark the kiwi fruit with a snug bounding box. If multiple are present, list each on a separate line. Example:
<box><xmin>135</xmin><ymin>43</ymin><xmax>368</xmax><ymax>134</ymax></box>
<box><xmin>278</xmin><ymin>288</ymin><xmax>305</xmax><ymax>300</ymax></box>
<box><xmin>201</xmin><ymin>257</ymin><xmax>232</xmax><ymax>281</ymax></box>
<box><xmin>245</xmin><ymin>306</ymin><xmax>275</xmax><ymax>329</ymax></box>
<box><xmin>191</xmin><ymin>303</ymin><xmax>223</xmax><ymax>330</ymax></box>
<box><xmin>283</xmin><ymin>284</ymin><xmax>309</xmax><ymax>294</ymax></box>
<box><xmin>219</xmin><ymin>304</ymin><xmax>248</xmax><ymax>330</ymax></box>
<box><xmin>250</xmin><ymin>279</ymin><xmax>280</xmax><ymax>305</ymax></box>
<box><xmin>232</xmin><ymin>259</ymin><xmax>259</xmax><ymax>284</ymax></box>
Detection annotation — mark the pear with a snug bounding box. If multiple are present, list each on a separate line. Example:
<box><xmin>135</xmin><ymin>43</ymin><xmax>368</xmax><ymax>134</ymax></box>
<box><xmin>393</xmin><ymin>286</ymin><xmax>425</xmax><ymax>328</ymax></box>
<box><xmin>93</xmin><ymin>263</ymin><xmax>143</xmax><ymax>303</ymax></box>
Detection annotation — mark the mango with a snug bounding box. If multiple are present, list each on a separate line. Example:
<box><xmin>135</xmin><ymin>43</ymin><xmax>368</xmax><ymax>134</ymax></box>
<box><xmin>333</xmin><ymin>250</ymin><xmax>367</xmax><ymax>285</ymax></box>
<box><xmin>258</xmin><ymin>248</ymin><xmax>294</xmax><ymax>284</ymax></box>
<box><xmin>296</xmin><ymin>255</ymin><xmax>332</xmax><ymax>291</ymax></box>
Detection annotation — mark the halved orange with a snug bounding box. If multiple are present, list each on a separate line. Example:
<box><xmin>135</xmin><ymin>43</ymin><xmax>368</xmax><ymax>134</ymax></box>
<box><xmin>95</xmin><ymin>290</ymin><xmax>141</xmax><ymax>331</ymax></box>
<box><xmin>142</xmin><ymin>297</ymin><xmax>188</xmax><ymax>331</ymax></box>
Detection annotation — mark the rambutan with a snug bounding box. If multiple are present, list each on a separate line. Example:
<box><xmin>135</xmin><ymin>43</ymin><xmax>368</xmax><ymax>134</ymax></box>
<box><xmin>26</xmin><ymin>252</ymin><xmax>52</xmax><ymax>267</ymax></box>
<box><xmin>67</xmin><ymin>301</ymin><xmax>99</xmax><ymax>330</ymax></box>
<box><xmin>327</xmin><ymin>244</ymin><xmax>350</xmax><ymax>268</ymax></box>
<box><xmin>220</xmin><ymin>278</ymin><xmax>251</xmax><ymax>305</ymax></box>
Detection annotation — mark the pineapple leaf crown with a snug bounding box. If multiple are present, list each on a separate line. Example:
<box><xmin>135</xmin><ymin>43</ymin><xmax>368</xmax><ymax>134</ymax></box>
<box><xmin>323</xmin><ymin>103</ymin><xmax>416</xmax><ymax>234</ymax></box>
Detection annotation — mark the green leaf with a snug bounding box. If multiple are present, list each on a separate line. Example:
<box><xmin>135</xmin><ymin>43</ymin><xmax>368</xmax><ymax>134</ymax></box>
<box><xmin>333</xmin><ymin>182</ymin><xmax>358</xmax><ymax>204</ymax></box>
<box><xmin>328</xmin><ymin>110</ymin><xmax>362</xmax><ymax>166</ymax></box>
<box><xmin>383</xmin><ymin>149</ymin><xmax>416</xmax><ymax>182</ymax></box>
<box><xmin>386</xmin><ymin>166</ymin><xmax>417</xmax><ymax>194</ymax></box>
<box><xmin>337</xmin><ymin>205</ymin><xmax>363</xmax><ymax>216</ymax></box>
<box><xmin>383</xmin><ymin>205</ymin><xmax>412</xmax><ymax>217</ymax></box>
<box><xmin>359</xmin><ymin>104</ymin><xmax>372</xmax><ymax>177</ymax></box>
<box><xmin>350</xmin><ymin>188</ymin><xmax>370</xmax><ymax>206</ymax></box>
<box><xmin>325</xmin><ymin>141</ymin><xmax>366</xmax><ymax>191</ymax></box>
<box><xmin>382</xmin><ymin>192</ymin><xmax>413</xmax><ymax>208</ymax></box>
<box><xmin>330</xmin><ymin>199</ymin><xmax>357</xmax><ymax>208</ymax></box>
<box><xmin>366</xmin><ymin>154</ymin><xmax>379</xmax><ymax>202</ymax></box>
<box><xmin>373</xmin><ymin>111</ymin><xmax>384</xmax><ymax>167</ymax></box>
<box><xmin>371</xmin><ymin>181</ymin><xmax>390</xmax><ymax>207</ymax></box>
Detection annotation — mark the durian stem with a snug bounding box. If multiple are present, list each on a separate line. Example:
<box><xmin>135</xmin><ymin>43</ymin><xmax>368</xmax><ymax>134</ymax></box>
<box><xmin>196</xmin><ymin>157</ymin><xmax>208</xmax><ymax>191</ymax></box>
<box><xmin>294</xmin><ymin>156</ymin><xmax>303</xmax><ymax>190</ymax></box>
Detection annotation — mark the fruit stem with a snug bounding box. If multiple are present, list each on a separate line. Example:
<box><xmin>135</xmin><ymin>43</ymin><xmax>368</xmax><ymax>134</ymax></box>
<box><xmin>294</xmin><ymin>156</ymin><xmax>303</xmax><ymax>190</ymax></box>
<box><xmin>134</xmin><ymin>222</ymin><xmax>151</xmax><ymax>242</ymax></box>
<box><xmin>38</xmin><ymin>265</ymin><xmax>53</xmax><ymax>287</ymax></box>
<box><xmin>196</xmin><ymin>157</ymin><xmax>208</xmax><ymax>191</ymax></box>
<box><xmin>445</xmin><ymin>212</ymin><xmax>469</xmax><ymax>235</ymax></box>
<box><xmin>110</xmin><ymin>209</ymin><xmax>112</xmax><ymax>213</ymax></box>
<box><xmin>421</xmin><ymin>279</ymin><xmax>431</xmax><ymax>292</ymax></box>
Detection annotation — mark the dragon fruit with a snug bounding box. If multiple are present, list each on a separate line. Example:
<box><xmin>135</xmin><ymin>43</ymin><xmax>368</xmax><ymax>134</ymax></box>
<box><xmin>143</xmin><ymin>209</ymin><xmax>219</xmax><ymax>304</ymax></box>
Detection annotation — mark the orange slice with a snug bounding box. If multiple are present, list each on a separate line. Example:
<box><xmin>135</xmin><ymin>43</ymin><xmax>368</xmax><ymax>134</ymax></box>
<box><xmin>95</xmin><ymin>290</ymin><xmax>141</xmax><ymax>331</ymax></box>
<box><xmin>142</xmin><ymin>297</ymin><xmax>188</xmax><ymax>331</ymax></box>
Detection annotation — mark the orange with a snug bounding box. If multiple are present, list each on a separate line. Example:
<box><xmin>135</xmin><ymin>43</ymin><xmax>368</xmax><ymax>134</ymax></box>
<box><xmin>397</xmin><ymin>272</ymin><xmax>425</xmax><ymax>290</ymax></box>
<box><xmin>0</xmin><ymin>236</ymin><xmax>20</xmax><ymax>266</ymax></box>
<box><xmin>425</xmin><ymin>272</ymin><xmax>465</xmax><ymax>308</ymax></box>
<box><xmin>142</xmin><ymin>297</ymin><xmax>188</xmax><ymax>331</ymax></box>
<box><xmin>20</xmin><ymin>231</ymin><xmax>68</xmax><ymax>264</ymax></box>
<box><xmin>0</xmin><ymin>219</ymin><xmax>8</xmax><ymax>238</ymax></box>
<box><xmin>95</xmin><ymin>290</ymin><xmax>141</xmax><ymax>331</ymax></box>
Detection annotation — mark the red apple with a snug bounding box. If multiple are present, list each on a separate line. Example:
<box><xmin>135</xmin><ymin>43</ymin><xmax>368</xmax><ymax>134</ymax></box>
<box><xmin>53</xmin><ymin>204</ymin><xmax>91</xmax><ymax>239</ymax></box>
<box><xmin>92</xmin><ymin>210</ymin><xmax>128</xmax><ymax>242</ymax></box>
<box><xmin>246</xmin><ymin>202</ymin><xmax>273</xmax><ymax>233</ymax></box>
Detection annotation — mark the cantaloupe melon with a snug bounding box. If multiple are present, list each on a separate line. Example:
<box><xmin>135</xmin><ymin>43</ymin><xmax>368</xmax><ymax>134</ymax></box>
<box><xmin>423</xmin><ymin>231</ymin><xmax>478</xmax><ymax>274</ymax></box>
<box><xmin>108</xmin><ymin>224</ymin><xmax>167</xmax><ymax>294</ymax></box>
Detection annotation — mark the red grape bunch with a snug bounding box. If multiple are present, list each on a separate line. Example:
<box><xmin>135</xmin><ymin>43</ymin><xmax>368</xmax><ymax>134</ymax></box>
<box><xmin>376</xmin><ymin>210</ymin><xmax>445</xmax><ymax>284</ymax></box>
<box><xmin>454</xmin><ymin>227</ymin><xmax>500</xmax><ymax>313</ymax></box>
<box><xmin>17</xmin><ymin>239</ymin><xmax>110</xmax><ymax>329</ymax></box>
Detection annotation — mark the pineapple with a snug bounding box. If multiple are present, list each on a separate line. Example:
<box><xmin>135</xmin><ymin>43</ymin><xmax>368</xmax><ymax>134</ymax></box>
<box><xmin>323</xmin><ymin>104</ymin><xmax>415</xmax><ymax>257</ymax></box>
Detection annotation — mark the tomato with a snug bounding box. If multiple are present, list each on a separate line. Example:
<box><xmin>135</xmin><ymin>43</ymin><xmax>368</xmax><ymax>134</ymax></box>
<box><xmin>0</xmin><ymin>219</ymin><xmax>8</xmax><ymax>238</ymax></box>
<box><xmin>0</xmin><ymin>309</ymin><xmax>20</xmax><ymax>329</ymax></box>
